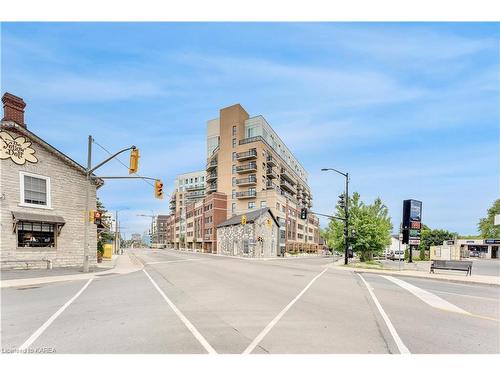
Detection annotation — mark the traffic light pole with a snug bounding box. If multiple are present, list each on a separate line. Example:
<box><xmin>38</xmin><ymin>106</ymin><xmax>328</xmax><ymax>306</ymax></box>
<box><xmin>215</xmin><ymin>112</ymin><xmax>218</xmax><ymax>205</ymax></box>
<box><xmin>344</xmin><ymin>172</ymin><xmax>349</xmax><ymax>266</ymax></box>
<box><xmin>82</xmin><ymin>137</ymin><xmax>138</xmax><ymax>273</ymax></box>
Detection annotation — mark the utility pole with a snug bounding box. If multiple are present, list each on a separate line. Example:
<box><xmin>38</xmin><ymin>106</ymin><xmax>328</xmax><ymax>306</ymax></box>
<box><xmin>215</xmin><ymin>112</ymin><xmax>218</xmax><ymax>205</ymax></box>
<box><xmin>321</xmin><ymin>168</ymin><xmax>350</xmax><ymax>265</ymax></box>
<box><xmin>114</xmin><ymin>210</ymin><xmax>119</xmax><ymax>255</ymax></box>
<box><xmin>83</xmin><ymin>135</ymin><xmax>92</xmax><ymax>273</ymax></box>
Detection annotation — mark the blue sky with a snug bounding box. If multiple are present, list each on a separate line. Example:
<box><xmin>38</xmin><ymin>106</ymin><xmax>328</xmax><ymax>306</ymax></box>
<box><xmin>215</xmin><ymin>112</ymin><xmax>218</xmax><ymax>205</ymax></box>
<box><xmin>1</xmin><ymin>22</ymin><xmax>499</xmax><ymax>237</ymax></box>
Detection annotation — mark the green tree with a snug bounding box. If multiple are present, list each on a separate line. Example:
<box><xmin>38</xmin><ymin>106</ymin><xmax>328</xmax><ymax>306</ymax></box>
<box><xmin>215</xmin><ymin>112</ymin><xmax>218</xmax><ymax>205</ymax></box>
<box><xmin>418</xmin><ymin>224</ymin><xmax>457</xmax><ymax>259</ymax></box>
<box><xmin>96</xmin><ymin>198</ymin><xmax>114</xmax><ymax>253</ymax></box>
<box><xmin>478</xmin><ymin>199</ymin><xmax>500</xmax><ymax>239</ymax></box>
<box><xmin>324</xmin><ymin>192</ymin><xmax>392</xmax><ymax>262</ymax></box>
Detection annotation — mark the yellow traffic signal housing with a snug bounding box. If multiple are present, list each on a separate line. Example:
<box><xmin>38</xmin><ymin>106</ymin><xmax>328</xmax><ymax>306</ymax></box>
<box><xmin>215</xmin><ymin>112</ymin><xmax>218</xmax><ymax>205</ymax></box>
<box><xmin>155</xmin><ymin>179</ymin><xmax>164</xmax><ymax>199</ymax></box>
<box><xmin>129</xmin><ymin>148</ymin><xmax>139</xmax><ymax>174</ymax></box>
<box><xmin>88</xmin><ymin>210</ymin><xmax>95</xmax><ymax>222</ymax></box>
<box><xmin>241</xmin><ymin>215</ymin><xmax>247</xmax><ymax>225</ymax></box>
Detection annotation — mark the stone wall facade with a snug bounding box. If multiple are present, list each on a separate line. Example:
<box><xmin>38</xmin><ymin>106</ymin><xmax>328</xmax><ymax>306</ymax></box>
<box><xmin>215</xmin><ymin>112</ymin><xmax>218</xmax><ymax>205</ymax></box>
<box><xmin>217</xmin><ymin>211</ymin><xmax>279</xmax><ymax>258</ymax></box>
<box><xmin>0</xmin><ymin>125</ymin><xmax>98</xmax><ymax>269</ymax></box>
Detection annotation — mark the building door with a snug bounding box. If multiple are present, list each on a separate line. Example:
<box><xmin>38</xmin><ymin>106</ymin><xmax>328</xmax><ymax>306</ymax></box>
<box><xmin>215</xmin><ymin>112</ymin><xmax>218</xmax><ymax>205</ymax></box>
<box><xmin>492</xmin><ymin>246</ymin><xmax>498</xmax><ymax>259</ymax></box>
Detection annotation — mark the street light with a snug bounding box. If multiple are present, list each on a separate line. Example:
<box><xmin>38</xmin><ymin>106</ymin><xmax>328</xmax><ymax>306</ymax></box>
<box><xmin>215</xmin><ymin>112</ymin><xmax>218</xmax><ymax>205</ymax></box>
<box><xmin>321</xmin><ymin>167</ymin><xmax>349</xmax><ymax>265</ymax></box>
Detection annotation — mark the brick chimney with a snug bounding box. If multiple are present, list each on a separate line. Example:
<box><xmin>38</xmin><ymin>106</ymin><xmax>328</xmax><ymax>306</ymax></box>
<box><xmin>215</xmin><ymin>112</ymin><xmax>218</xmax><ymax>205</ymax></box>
<box><xmin>2</xmin><ymin>92</ymin><xmax>26</xmax><ymax>127</ymax></box>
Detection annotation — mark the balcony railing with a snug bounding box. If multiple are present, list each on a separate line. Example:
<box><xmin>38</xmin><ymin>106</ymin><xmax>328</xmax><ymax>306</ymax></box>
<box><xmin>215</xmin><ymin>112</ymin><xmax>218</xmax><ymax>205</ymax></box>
<box><xmin>280</xmin><ymin>178</ymin><xmax>296</xmax><ymax>193</ymax></box>
<box><xmin>239</xmin><ymin>135</ymin><xmax>264</xmax><ymax>146</ymax></box>
<box><xmin>206</xmin><ymin>159</ymin><xmax>218</xmax><ymax>171</ymax></box>
<box><xmin>236</xmin><ymin>176</ymin><xmax>257</xmax><ymax>186</ymax></box>
<box><xmin>280</xmin><ymin>167</ymin><xmax>295</xmax><ymax>183</ymax></box>
<box><xmin>206</xmin><ymin>172</ymin><xmax>218</xmax><ymax>182</ymax></box>
<box><xmin>236</xmin><ymin>162</ymin><xmax>257</xmax><ymax>174</ymax></box>
<box><xmin>236</xmin><ymin>149</ymin><xmax>257</xmax><ymax>161</ymax></box>
<box><xmin>266</xmin><ymin>155</ymin><xmax>277</xmax><ymax>167</ymax></box>
<box><xmin>186</xmin><ymin>183</ymin><xmax>205</xmax><ymax>191</ymax></box>
<box><xmin>185</xmin><ymin>191</ymin><xmax>205</xmax><ymax>199</ymax></box>
<box><xmin>266</xmin><ymin>168</ymin><xmax>278</xmax><ymax>179</ymax></box>
<box><xmin>281</xmin><ymin>190</ymin><xmax>298</xmax><ymax>204</ymax></box>
<box><xmin>206</xmin><ymin>182</ymin><xmax>217</xmax><ymax>192</ymax></box>
<box><xmin>236</xmin><ymin>190</ymin><xmax>257</xmax><ymax>199</ymax></box>
<box><xmin>266</xmin><ymin>180</ymin><xmax>278</xmax><ymax>190</ymax></box>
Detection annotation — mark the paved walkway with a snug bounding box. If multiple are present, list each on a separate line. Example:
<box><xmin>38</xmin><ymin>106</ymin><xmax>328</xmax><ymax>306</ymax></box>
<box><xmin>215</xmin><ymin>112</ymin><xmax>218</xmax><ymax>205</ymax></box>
<box><xmin>0</xmin><ymin>253</ymin><xmax>143</xmax><ymax>288</ymax></box>
<box><xmin>333</xmin><ymin>260</ymin><xmax>500</xmax><ymax>286</ymax></box>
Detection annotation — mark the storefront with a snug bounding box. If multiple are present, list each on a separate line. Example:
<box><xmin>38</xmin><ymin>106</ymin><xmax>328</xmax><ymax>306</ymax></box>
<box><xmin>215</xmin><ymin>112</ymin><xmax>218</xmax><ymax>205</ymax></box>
<box><xmin>431</xmin><ymin>238</ymin><xmax>499</xmax><ymax>260</ymax></box>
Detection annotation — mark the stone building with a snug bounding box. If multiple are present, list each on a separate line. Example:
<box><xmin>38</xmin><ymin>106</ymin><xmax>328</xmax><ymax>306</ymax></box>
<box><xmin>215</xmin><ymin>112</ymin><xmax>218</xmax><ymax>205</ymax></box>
<box><xmin>0</xmin><ymin>92</ymin><xmax>102</xmax><ymax>269</ymax></box>
<box><xmin>217</xmin><ymin>207</ymin><xmax>280</xmax><ymax>258</ymax></box>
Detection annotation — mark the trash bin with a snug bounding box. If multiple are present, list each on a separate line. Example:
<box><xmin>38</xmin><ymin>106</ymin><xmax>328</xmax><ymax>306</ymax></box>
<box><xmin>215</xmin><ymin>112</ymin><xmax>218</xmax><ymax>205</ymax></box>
<box><xmin>103</xmin><ymin>244</ymin><xmax>113</xmax><ymax>259</ymax></box>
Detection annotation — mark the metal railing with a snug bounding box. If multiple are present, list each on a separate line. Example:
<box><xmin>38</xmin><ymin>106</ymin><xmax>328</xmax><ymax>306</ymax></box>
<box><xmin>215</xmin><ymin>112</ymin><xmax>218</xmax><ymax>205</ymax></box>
<box><xmin>236</xmin><ymin>162</ymin><xmax>257</xmax><ymax>172</ymax></box>
<box><xmin>236</xmin><ymin>176</ymin><xmax>257</xmax><ymax>185</ymax></box>
<box><xmin>239</xmin><ymin>136</ymin><xmax>264</xmax><ymax>145</ymax></box>
<box><xmin>236</xmin><ymin>190</ymin><xmax>257</xmax><ymax>198</ymax></box>
<box><xmin>236</xmin><ymin>148</ymin><xmax>257</xmax><ymax>160</ymax></box>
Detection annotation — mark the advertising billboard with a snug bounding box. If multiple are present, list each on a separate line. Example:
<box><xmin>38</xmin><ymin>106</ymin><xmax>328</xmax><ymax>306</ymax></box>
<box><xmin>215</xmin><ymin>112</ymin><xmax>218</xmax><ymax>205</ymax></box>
<box><xmin>402</xmin><ymin>199</ymin><xmax>423</xmax><ymax>245</ymax></box>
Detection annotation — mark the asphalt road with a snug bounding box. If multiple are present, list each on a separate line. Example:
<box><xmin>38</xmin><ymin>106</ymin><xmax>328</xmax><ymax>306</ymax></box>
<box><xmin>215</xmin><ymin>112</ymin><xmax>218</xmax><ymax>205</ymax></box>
<box><xmin>2</xmin><ymin>248</ymin><xmax>499</xmax><ymax>354</ymax></box>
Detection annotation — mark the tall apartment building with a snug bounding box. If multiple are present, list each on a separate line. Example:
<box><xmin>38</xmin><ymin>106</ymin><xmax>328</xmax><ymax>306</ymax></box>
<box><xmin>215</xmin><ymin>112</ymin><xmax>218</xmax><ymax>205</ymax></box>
<box><xmin>206</xmin><ymin>104</ymin><xmax>320</xmax><ymax>254</ymax></box>
<box><xmin>167</xmin><ymin>170</ymin><xmax>206</xmax><ymax>245</ymax></box>
<box><xmin>158</xmin><ymin>104</ymin><xmax>320</xmax><ymax>255</ymax></box>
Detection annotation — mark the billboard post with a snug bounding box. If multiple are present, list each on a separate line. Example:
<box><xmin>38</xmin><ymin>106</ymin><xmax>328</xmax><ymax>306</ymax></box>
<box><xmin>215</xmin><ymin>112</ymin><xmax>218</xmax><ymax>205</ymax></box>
<box><xmin>402</xmin><ymin>199</ymin><xmax>423</xmax><ymax>263</ymax></box>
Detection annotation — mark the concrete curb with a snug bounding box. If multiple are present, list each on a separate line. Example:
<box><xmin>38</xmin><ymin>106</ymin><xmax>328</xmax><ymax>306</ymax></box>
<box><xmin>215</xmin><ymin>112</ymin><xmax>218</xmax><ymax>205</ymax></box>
<box><xmin>0</xmin><ymin>253</ymin><xmax>143</xmax><ymax>288</ymax></box>
<box><xmin>329</xmin><ymin>264</ymin><xmax>500</xmax><ymax>287</ymax></box>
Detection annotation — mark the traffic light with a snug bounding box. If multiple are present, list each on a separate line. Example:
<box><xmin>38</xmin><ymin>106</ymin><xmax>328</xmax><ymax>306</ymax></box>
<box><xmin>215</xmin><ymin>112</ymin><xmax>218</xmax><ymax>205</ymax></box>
<box><xmin>129</xmin><ymin>148</ymin><xmax>139</xmax><ymax>174</ymax></box>
<box><xmin>338</xmin><ymin>193</ymin><xmax>346</xmax><ymax>209</ymax></box>
<box><xmin>88</xmin><ymin>210</ymin><xmax>95</xmax><ymax>222</ymax></box>
<box><xmin>94</xmin><ymin>211</ymin><xmax>102</xmax><ymax>226</ymax></box>
<box><xmin>300</xmin><ymin>208</ymin><xmax>308</xmax><ymax>220</ymax></box>
<box><xmin>154</xmin><ymin>180</ymin><xmax>164</xmax><ymax>199</ymax></box>
<box><xmin>241</xmin><ymin>215</ymin><xmax>247</xmax><ymax>225</ymax></box>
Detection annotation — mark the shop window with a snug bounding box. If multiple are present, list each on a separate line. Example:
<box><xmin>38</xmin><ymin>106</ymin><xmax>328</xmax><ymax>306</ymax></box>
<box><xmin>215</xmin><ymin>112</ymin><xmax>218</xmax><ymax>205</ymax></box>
<box><xmin>17</xmin><ymin>222</ymin><xmax>56</xmax><ymax>248</ymax></box>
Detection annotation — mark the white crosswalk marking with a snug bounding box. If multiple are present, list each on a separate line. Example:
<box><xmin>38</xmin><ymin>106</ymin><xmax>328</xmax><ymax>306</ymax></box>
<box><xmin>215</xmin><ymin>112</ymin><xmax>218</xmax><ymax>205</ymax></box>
<box><xmin>381</xmin><ymin>275</ymin><xmax>471</xmax><ymax>315</ymax></box>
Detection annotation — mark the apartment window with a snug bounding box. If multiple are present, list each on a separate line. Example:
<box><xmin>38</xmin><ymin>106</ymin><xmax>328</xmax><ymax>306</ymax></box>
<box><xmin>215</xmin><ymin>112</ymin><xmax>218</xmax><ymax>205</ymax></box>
<box><xmin>17</xmin><ymin>222</ymin><xmax>56</xmax><ymax>248</ymax></box>
<box><xmin>232</xmin><ymin>165</ymin><xmax>236</xmax><ymax>174</ymax></box>
<box><xmin>248</xmin><ymin>202</ymin><xmax>256</xmax><ymax>209</ymax></box>
<box><xmin>232</xmin><ymin>126</ymin><xmax>237</xmax><ymax>136</ymax></box>
<box><xmin>260</xmin><ymin>201</ymin><xmax>267</xmax><ymax>208</ymax></box>
<box><xmin>276</xmin><ymin>203</ymin><xmax>280</xmax><ymax>210</ymax></box>
<box><xmin>232</xmin><ymin>190</ymin><xmax>236</xmax><ymax>199</ymax></box>
<box><xmin>195</xmin><ymin>177</ymin><xmax>198</xmax><ymax>183</ymax></box>
<box><xmin>232</xmin><ymin>203</ymin><xmax>236</xmax><ymax>214</ymax></box>
<box><xmin>190</xmin><ymin>178</ymin><xmax>193</xmax><ymax>183</ymax></box>
<box><xmin>232</xmin><ymin>152</ymin><xmax>236</xmax><ymax>161</ymax></box>
<box><xmin>20</xmin><ymin>172</ymin><xmax>51</xmax><ymax>208</ymax></box>
<box><xmin>201</xmin><ymin>177</ymin><xmax>204</xmax><ymax>182</ymax></box>
<box><xmin>232</xmin><ymin>177</ymin><xmax>236</xmax><ymax>186</ymax></box>
<box><xmin>232</xmin><ymin>138</ymin><xmax>236</xmax><ymax>148</ymax></box>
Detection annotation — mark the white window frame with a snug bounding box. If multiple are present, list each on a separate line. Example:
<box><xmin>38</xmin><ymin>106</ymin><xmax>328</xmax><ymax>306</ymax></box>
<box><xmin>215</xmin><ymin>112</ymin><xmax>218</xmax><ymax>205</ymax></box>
<box><xmin>19</xmin><ymin>171</ymin><xmax>52</xmax><ymax>210</ymax></box>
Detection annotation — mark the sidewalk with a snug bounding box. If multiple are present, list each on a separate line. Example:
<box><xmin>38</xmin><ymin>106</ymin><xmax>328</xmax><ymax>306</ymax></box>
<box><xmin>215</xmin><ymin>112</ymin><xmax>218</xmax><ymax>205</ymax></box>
<box><xmin>0</xmin><ymin>252</ymin><xmax>143</xmax><ymax>288</ymax></box>
<box><xmin>331</xmin><ymin>259</ymin><xmax>500</xmax><ymax>286</ymax></box>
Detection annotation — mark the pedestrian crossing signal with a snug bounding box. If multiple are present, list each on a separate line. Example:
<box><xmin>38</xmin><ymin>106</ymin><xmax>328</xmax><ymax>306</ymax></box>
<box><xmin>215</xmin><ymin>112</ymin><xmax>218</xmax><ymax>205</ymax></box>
<box><xmin>94</xmin><ymin>211</ymin><xmax>102</xmax><ymax>226</ymax></box>
<box><xmin>241</xmin><ymin>215</ymin><xmax>247</xmax><ymax>225</ymax></box>
<box><xmin>300</xmin><ymin>208</ymin><xmax>308</xmax><ymax>220</ymax></box>
<box><xmin>129</xmin><ymin>148</ymin><xmax>139</xmax><ymax>174</ymax></box>
<box><xmin>155</xmin><ymin>180</ymin><xmax>164</xmax><ymax>199</ymax></box>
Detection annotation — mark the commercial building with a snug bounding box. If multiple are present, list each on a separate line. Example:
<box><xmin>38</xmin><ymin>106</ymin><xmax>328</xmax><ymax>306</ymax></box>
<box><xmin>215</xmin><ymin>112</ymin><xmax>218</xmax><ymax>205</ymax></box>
<box><xmin>157</xmin><ymin>104</ymin><xmax>321</xmax><ymax>256</ymax></box>
<box><xmin>431</xmin><ymin>238</ymin><xmax>499</xmax><ymax>260</ymax></box>
<box><xmin>0</xmin><ymin>93</ymin><xmax>102</xmax><ymax>269</ymax></box>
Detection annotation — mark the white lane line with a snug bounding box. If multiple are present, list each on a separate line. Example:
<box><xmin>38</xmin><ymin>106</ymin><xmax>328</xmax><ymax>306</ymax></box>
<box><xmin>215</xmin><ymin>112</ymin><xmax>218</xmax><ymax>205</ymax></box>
<box><xmin>18</xmin><ymin>278</ymin><xmax>93</xmax><ymax>351</ymax></box>
<box><xmin>426</xmin><ymin>288</ymin><xmax>500</xmax><ymax>302</ymax></box>
<box><xmin>146</xmin><ymin>259</ymin><xmax>203</xmax><ymax>265</ymax></box>
<box><xmin>242</xmin><ymin>268</ymin><xmax>329</xmax><ymax>354</ymax></box>
<box><xmin>142</xmin><ymin>269</ymin><xmax>217</xmax><ymax>354</ymax></box>
<box><xmin>358</xmin><ymin>274</ymin><xmax>410</xmax><ymax>354</ymax></box>
<box><xmin>380</xmin><ymin>275</ymin><xmax>470</xmax><ymax>315</ymax></box>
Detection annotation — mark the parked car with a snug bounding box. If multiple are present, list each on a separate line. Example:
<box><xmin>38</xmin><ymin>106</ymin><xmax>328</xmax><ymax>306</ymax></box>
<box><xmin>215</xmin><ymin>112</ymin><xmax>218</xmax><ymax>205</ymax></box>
<box><xmin>469</xmin><ymin>250</ymin><xmax>480</xmax><ymax>258</ymax></box>
<box><xmin>389</xmin><ymin>250</ymin><xmax>404</xmax><ymax>261</ymax></box>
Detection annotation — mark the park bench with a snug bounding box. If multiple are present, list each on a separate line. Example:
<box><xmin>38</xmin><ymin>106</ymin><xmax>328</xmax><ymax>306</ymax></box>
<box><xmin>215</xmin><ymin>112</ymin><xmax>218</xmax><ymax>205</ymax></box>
<box><xmin>430</xmin><ymin>260</ymin><xmax>472</xmax><ymax>276</ymax></box>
